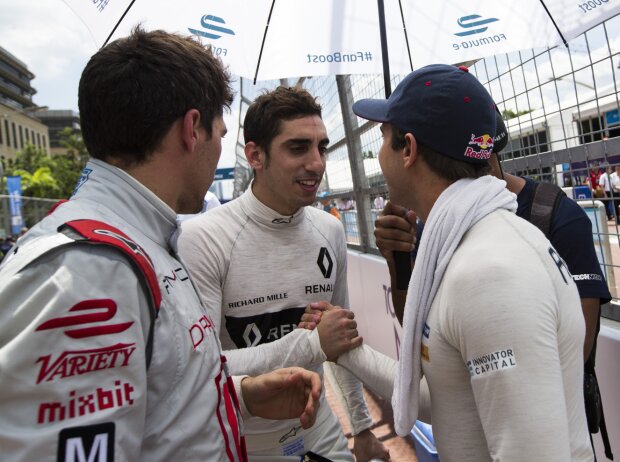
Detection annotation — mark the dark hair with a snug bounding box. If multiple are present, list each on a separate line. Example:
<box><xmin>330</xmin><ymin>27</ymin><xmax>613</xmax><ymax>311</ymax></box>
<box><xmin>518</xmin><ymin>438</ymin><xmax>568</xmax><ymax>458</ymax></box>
<box><xmin>391</xmin><ymin>126</ymin><xmax>490</xmax><ymax>181</ymax></box>
<box><xmin>243</xmin><ymin>86</ymin><xmax>322</xmax><ymax>154</ymax></box>
<box><xmin>78</xmin><ymin>27</ymin><xmax>233</xmax><ymax>166</ymax></box>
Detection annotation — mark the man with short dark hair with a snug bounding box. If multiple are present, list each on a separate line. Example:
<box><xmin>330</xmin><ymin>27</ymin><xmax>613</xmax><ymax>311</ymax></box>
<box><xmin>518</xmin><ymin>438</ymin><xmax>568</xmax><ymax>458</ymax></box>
<box><xmin>179</xmin><ymin>86</ymin><xmax>389</xmax><ymax>461</ymax></box>
<box><xmin>373</xmin><ymin>110</ymin><xmax>612</xmax><ymax>458</ymax></box>
<box><xmin>0</xmin><ymin>28</ymin><xmax>323</xmax><ymax>461</ymax></box>
<box><xmin>321</xmin><ymin>64</ymin><xmax>593</xmax><ymax>461</ymax></box>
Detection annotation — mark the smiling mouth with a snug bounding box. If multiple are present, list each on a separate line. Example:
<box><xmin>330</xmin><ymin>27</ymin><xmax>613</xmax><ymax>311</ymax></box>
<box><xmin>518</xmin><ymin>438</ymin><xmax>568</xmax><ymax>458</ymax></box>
<box><xmin>297</xmin><ymin>179</ymin><xmax>320</xmax><ymax>191</ymax></box>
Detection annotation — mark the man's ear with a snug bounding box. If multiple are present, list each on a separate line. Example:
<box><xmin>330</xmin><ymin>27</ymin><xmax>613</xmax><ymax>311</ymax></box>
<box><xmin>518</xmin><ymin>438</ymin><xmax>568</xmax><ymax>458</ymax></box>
<box><xmin>244</xmin><ymin>141</ymin><xmax>265</xmax><ymax>170</ymax></box>
<box><xmin>181</xmin><ymin>109</ymin><xmax>202</xmax><ymax>152</ymax></box>
<box><xmin>403</xmin><ymin>133</ymin><xmax>418</xmax><ymax>168</ymax></box>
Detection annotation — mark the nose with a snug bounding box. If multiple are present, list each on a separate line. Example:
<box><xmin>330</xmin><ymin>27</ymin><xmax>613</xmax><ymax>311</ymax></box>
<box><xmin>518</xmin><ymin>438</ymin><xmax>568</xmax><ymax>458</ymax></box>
<box><xmin>305</xmin><ymin>146</ymin><xmax>326</xmax><ymax>173</ymax></box>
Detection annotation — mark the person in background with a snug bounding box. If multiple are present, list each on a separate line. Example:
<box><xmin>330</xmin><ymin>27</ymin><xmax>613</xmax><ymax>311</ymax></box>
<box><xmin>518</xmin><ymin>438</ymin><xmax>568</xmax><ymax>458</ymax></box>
<box><xmin>610</xmin><ymin>164</ymin><xmax>620</xmax><ymax>224</ymax></box>
<box><xmin>373</xmin><ymin>195</ymin><xmax>385</xmax><ymax>211</ymax></box>
<box><xmin>588</xmin><ymin>161</ymin><xmax>603</xmax><ymax>198</ymax></box>
<box><xmin>178</xmin><ymin>86</ymin><xmax>389</xmax><ymax>461</ymax></box>
<box><xmin>319</xmin><ymin>191</ymin><xmax>342</xmax><ymax>221</ymax></box>
<box><xmin>0</xmin><ymin>27</ymin><xmax>323</xmax><ymax>461</ymax></box>
<box><xmin>0</xmin><ymin>235</ymin><xmax>15</xmax><ymax>258</ymax></box>
<box><xmin>598</xmin><ymin>164</ymin><xmax>615</xmax><ymax>221</ymax></box>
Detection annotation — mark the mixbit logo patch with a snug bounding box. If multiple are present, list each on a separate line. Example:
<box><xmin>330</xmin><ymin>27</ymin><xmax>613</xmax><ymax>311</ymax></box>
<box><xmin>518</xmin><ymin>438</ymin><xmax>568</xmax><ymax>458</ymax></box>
<box><xmin>188</xmin><ymin>15</ymin><xmax>235</xmax><ymax>40</ymax></box>
<box><xmin>317</xmin><ymin>247</ymin><xmax>333</xmax><ymax>278</ymax></box>
<box><xmin>454</xmin><ymin>14</ymin><xmax>499</xmax><ymax>37</ymax></box>
<box><xmin>39</xmin><ymin>380</ymin><xmax>135</xmax><ymax>424</ymax></box>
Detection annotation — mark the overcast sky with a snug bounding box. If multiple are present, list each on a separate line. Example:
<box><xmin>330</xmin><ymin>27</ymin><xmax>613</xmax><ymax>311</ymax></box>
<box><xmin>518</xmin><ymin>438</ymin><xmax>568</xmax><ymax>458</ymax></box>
<box><xmin>0</xmin><ymin>0</ymin><xmax>240</xmax><ymax>168</ymax></box>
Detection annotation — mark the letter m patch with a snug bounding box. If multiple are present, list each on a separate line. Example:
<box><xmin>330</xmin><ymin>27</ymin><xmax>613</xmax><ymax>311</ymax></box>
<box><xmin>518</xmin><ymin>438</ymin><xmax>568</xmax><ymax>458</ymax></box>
<box><xmin>58</xmin><ymin>422</ymin><xmax>115</xmax><ymax>462</ymax></box>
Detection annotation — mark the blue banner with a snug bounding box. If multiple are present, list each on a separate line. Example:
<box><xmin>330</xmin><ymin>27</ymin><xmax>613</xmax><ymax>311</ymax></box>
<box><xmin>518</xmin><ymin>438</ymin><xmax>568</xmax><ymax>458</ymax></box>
<box><xmin>606</xmin><ymin>109</ymin><xmax>620</xmax><ymax>126</ymax></box>
<box><xmin>214</xmin><ymin>167</ymin><xmax>235</xmax><ymax>181</ymax></box>
<box><xmin>6</xmin><ymin>175</ymin><xmax>23</xmax><ymax>236</ymax></box>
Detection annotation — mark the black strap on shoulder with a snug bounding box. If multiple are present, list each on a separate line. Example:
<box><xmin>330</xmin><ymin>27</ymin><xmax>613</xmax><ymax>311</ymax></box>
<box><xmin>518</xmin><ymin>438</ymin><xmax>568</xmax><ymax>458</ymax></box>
<box><xmin>57</xmin><ymin>219</ymin><xmax>161</xmax><ymax>369</ymax></box>
<box><xmin>598</xmin><ymin>371</ymin><xmax>615</xmax><ymax>460</ymax></box>
<box><xmin>529</xmin><ymin>182</ymin><xmax>565</xmax><ymax>238</ymax></box>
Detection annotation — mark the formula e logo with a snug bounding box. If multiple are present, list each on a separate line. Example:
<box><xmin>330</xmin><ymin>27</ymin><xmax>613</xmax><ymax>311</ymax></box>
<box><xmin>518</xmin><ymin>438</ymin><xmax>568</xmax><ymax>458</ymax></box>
<box><xmin>188</xmin><ymin>15</ymin><xmax>235</xmax><ymax>40</ymax></box>
<box><xmin>58</xmin><ymin>422</ymin><xmax>114</xmax><ymax>462</ymax></box>
<box><xmin>454</xmin><ymin>14</ymin><xmax>499</xmax><ymax>37</ymax></box>
<box><xmin>36</xmin><ymin>299</ymin><xmax>133</xmax><ymax>339</ymax></box>
<box><xmin>317</xmin><ymin>247</ymin><xmax>333</xmax><ymax>278</ymax></box>
<box><xmin>243</xmin><ymin>323</ymin><xmax>262</xmax><ymax>347</ymax></box>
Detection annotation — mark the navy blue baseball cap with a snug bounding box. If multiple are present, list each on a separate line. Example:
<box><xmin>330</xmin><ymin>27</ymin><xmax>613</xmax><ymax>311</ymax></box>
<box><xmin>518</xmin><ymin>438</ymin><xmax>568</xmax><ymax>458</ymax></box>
<box><xmin>493</xmin><ymin>109</ymin><xmax>508</xmax><ymax>154</ymax></box>
<box><xmin>352</xmin><ymin>64</ymin><xmax>497</xmax><ymax>164</ymax></box>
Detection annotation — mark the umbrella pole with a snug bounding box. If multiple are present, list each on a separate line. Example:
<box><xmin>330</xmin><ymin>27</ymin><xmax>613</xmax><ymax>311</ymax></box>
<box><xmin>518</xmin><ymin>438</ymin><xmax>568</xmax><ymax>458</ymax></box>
<box><xmin>254</xmin><ymin>0</ymin><xmax>278</xmax><ymax>84</ymax></box>
<box><xmin>377</xmin><ymin>0</ymin><xmax>391</xmax><ymax>98</ymax></box>
<box><xmin>104</xmin><ymin>0</ymin><xmax>138</xmax><ymax>47</ymax></box>
<box><xmin>378</xmin><ymin>0</ymin><xmax>413</xmax><ymax>286</ymax></box>
<box><xmin>538</xmin><ymin>0</ymin><xmax>569</xmax><ymax>48</ymax></box>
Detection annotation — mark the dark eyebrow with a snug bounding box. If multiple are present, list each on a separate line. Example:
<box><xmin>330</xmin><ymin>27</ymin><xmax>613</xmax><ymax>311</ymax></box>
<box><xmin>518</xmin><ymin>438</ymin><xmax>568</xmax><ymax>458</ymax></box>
<box><xmin>283</xmin><ymin>137</ymin><xmax>330</xmax><ymax>146</ymax></box>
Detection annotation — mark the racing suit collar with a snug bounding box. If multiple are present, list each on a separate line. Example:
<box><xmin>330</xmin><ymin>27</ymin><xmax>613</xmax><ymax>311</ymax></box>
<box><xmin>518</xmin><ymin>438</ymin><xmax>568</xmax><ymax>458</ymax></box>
<box><xmin>240</xmin><ymin>184</ymin><xmax>305</xmax><ymax>228</ymax></box>
<box><xmin>72</xmin><ymin>159</ymin><xmax>178</xmax><ymax>249</ymax></box>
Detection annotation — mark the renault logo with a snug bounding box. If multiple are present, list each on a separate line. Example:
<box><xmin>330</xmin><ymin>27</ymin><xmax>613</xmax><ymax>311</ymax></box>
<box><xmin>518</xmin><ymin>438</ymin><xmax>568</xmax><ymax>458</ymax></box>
<box><xmin>188</xmin><ymin>15</ymin><xmax>235</xmax><ymax>40</ymax></box>
<box><xmin>317</xmin><ymin>247</ymin><xmax>333</xmax><ymax>278</ymax></box>
<box><xmin>242</xmin><ymin>323</ymin><xmax>262</xmax><ymax>347</ymax></box>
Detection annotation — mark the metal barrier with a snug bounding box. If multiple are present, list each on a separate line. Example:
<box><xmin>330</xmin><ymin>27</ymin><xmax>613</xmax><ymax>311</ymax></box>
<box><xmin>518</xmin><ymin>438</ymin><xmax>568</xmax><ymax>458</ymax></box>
<box><xmin>231</xmin><ymin>14</ymin><xmax>620</xmax><ymax>317</ymax></box>
<box><xmin>0</xmin><ymin>194</ymin><xmax>56</xmax><ymax>238</ymax></box>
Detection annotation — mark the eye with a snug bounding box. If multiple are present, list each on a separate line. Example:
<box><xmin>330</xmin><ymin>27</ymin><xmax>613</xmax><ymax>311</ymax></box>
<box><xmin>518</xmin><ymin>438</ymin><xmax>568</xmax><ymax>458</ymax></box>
<box><xmin>290</xmin><ymin>145</ymin><xmax>308</xmax><ymax>154</ymax></box>
<box><xmin>319</xmin><ymin>146</ymin><xmax>328</xmax><ymax>155</ymax></box>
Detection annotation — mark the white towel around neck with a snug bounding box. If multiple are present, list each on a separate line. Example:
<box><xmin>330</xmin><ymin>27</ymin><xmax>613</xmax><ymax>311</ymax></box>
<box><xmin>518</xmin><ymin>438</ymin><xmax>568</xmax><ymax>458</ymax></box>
<box><xmin>392</xmin><ymin>175</ymin><xmax>518</xmax><ymax>436</ymax></box>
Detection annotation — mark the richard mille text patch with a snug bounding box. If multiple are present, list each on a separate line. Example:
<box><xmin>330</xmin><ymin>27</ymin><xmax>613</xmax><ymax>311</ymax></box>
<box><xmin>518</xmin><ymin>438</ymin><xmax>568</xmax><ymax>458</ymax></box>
<box><xmin>467</xmin><ymin>348</ymin><xmax>516</xmax><ymax>377</ymax></box>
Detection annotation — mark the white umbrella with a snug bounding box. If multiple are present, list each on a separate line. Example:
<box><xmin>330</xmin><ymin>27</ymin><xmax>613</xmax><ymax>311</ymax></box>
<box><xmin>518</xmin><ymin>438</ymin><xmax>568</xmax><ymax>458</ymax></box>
<box><xmin>63</xmin><ymin>0</ymin><xmax>620</xmax><ymax>85</ymax></box>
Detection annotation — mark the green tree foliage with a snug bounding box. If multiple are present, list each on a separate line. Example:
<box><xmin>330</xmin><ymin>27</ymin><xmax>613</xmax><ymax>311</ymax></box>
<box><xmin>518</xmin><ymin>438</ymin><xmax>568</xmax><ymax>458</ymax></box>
<box><xmin>502</xmin><ymin>108</ymin><xmax>534</xmax><ymax>120</ymax></box>
<box><xmin>362</xmin><ymin>150</ymin><xmax>376</xmax><ymax>159</ymax></box>
<box><xmin>5</xmin><ymin>128</ymin><xmax>88</xmax><ymax>199</ymax></box>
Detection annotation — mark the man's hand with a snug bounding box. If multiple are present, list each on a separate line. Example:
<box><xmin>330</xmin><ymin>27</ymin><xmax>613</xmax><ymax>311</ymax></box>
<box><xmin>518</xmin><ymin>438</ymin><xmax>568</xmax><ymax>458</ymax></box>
<box><xmin>374</xmin><ymin>202</ymin><xmax>416</xmax><ymax>265</ymax></box>
<box><xmin>298</xmin><ymin>301</ymin><xmax>329</xmax><ymax>330</ymax></box>
<box><xmin>374</xmin><ymin>202</ymin><xmax>417</xmax><ymax>325</ymax></box>
<box><xmin>353</xmin><ymin>428</ymin><xmax>391</xmax><ymax>462</ymax></box>
<box><xmin>312</xmin><ymin>302</ymin><xmax>362</xmax><ymax>361</ymax></box>
<box><xmin>241</xmin><ymin>367</ymin><xmax>322</xmax><ymax>429</ymax></box>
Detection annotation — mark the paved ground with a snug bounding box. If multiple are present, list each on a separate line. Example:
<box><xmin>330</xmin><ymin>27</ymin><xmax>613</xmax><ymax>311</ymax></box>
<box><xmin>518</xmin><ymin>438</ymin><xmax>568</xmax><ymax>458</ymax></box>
<box><xmin>325</xmin><ymin>378</ymin><xmax>419</xmax><ymax>462</ymax></box>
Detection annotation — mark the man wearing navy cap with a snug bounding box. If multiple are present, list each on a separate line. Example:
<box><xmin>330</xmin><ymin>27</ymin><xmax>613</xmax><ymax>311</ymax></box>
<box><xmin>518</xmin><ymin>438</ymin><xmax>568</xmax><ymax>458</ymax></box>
<box><xmin>328</xmin><ymin>64</ymin><xmax>594</xmax><ymax>461</ymax></box>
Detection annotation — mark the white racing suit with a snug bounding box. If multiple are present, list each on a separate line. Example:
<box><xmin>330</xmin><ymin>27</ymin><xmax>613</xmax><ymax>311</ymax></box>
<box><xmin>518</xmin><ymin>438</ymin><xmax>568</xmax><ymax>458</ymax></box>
<box><xmin>179</xmin><ymin>186</ymin><xmax>374</xmax><ymax>461</ymax></box>
<box><xmin>0</xmin><ymin>159</ymin><xmax>246</xmax><ymax>461</ymax></box>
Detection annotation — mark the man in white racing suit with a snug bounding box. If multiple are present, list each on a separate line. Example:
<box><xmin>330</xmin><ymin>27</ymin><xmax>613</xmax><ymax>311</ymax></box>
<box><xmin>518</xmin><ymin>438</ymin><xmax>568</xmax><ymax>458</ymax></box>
<box><xmin>0</xmin><ymin>28</ymin><xmax>323</xmax><ymax>461</ymax></box>
<box><xmin>179</xmin><ymin>87</ymin><xmax>389</xmax><ymax>461</ymax></box>
<box><xmin>306</xmin><ymin>64</ymin><xmax>594</xmax><ymax>462</ymax></box>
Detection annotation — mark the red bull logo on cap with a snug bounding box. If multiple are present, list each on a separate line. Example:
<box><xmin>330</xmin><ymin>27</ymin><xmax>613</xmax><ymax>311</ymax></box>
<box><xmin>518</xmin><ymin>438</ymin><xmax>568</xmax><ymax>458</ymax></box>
<box><xmin>464</xmin><ymin>133</ymin><xmax>494</xmax><ymax>160</ymax></box>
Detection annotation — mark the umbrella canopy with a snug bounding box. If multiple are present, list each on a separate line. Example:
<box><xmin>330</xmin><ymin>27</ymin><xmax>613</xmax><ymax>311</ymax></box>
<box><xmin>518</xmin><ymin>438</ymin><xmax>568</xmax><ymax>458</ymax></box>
<box><xmin>64</xmin><ymin>0</ymin><xmax>620</xmax><ymax>81</ymax></box>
